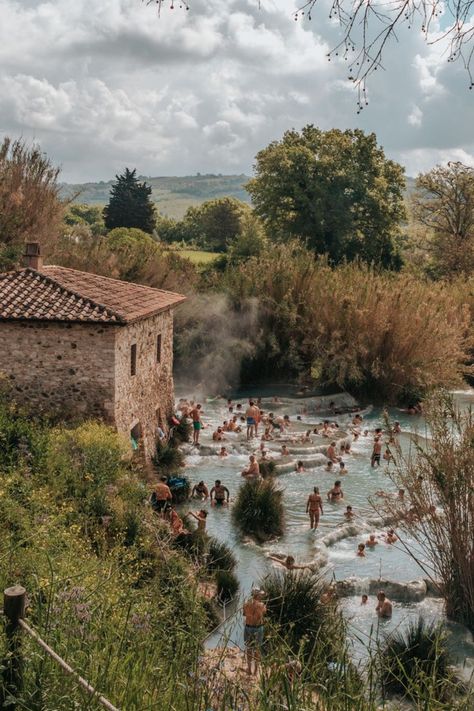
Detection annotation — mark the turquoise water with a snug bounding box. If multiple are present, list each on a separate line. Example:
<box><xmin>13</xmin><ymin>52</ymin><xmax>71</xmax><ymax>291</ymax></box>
<box><xmin>177</xmin><ymin>391</ymin><xmax>474</xmax><ymax>664</ymax></box>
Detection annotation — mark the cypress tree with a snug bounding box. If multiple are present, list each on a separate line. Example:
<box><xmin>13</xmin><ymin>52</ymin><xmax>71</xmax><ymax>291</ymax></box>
<box><xmin>103</xmin><ymin>168</ymin><xmax>156</xmax><ymax>233</ymax></box>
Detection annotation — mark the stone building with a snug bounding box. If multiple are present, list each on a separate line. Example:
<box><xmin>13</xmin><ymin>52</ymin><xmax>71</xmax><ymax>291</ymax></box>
<box><xmin>0</xmin><ymin>243</ymin><xmax>185</xmax><ymax>456</ymax></box>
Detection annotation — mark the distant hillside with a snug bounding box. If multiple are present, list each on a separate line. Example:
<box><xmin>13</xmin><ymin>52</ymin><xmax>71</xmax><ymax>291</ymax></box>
<box><xmin>60</xmin><ymin>173</ymin><xmax>416</xmax><ymax>220</ymax></box>
<box><xmin>60</xmin><ymin>174</ymin><xmax>251</xmax><ymax>219</ymax></box>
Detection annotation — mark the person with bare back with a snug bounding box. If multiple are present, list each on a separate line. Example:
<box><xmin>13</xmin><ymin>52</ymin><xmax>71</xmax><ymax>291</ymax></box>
<box><xmin>191</xmin><ymin>403</ymin><xmax>203</xmax><ymax>446</ymax></box>
<box><xmin>243</xmin><ymin>589</ymin><xmax>267</xmax><ymax>676</ymax></box>
<box><xmin>306</xmin><ymin>487</ymin><xmax>324</xmax><ymax>529</ymax></box>
<box><xmin>246</xmin><ymin>400</ymin><xmax>260</xmax><ymax>440</ymax></box>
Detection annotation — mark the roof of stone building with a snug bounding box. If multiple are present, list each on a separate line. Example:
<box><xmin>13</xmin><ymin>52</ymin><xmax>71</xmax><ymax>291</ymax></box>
<box><xmin>0</xmin><ymin>266</ymin><xmax>186</xmax><ymax>324</ymax></box>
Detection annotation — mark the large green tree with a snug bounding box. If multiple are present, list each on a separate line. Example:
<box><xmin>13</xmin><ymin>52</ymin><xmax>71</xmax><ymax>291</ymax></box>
<box><xmin>411</xmin><ymin>162</ymin><xmax>474</xmax><ymax>278</ymax></box>
<box><xmin>182</xmin><ymin>197</ymin><xmax>251</xmax><ymax>252</ymax></box>
<box><xmin>103</xmin><ymin>168</ymin><xmax>156</xmax><ymax>233</ymax></box>
<box><xmin>246</xmin><ymin>126</ymin><xmax>406</xmax><ymax>268</ymax></box>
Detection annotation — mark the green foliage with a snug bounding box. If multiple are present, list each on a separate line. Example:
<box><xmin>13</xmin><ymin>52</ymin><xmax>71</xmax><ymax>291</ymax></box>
<box><xmin>170</xmin><ymin>418</ymin><xmax>192</xmax><ymax>445</ymax></box>
<box><xmin>215</xmin><ymin>569</ymin><xmax>239</xmax><ymax>603</ymax></box>
<box><xmin>206</xmin><ymin>538</ymin><xmax>237</xmax><ymax>573</ymax></box>
<box><xmin>262</xmin><ymin>570</ymin><xmax>348</xmax><ymax>675</ymax></box>
<box><xmin>223</xmin><ymin>242</ymin><xmax>470</xmax><ymax>401</ymax></box>
<box><xmin>232</xmin><ymin>478</ymin><xmax>284</xmax><ymax>542</ymax></box>
<box><xmin>64</xmin><ymin>203</ymin><xmax>105</xmax><ymax>236</ymax></box>
<box><xmin>0</xmin><ymin>394</ymin><xmax>48</xmax><ymax>473</ymax></box>
<box><xmin>152</xmin><ymin>441</ymin><xmax>185</xmax><ymax>475</ymax></box>
<box><xmin>411</xmin><ymin>161</ymin><xmax>474</xmax><ymax>278</ymax></box>
<box><xmin>182</xmin><ymin>197</ymin><xmax>252</xmax><ymax>252</ymax></box>
<box><xmin>379</xmin><ymin>618</ymin><xmax>458</xmax><ymax>702</ymax></box>
<box><xmin>247</xmin><ymin>125</ymin><xmax>406</xmax><ymax>268</ymax></box>
<box><xmin>103</xmin><ymin>167</ymin><xmax>156</xmax><ymax>233</ymax></box>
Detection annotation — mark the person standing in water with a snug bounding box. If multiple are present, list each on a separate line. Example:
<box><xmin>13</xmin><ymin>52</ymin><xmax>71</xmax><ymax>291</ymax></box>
<box><xmin>243</xmin><ymin>589</ymin><xmax>267</xmax><ymax>676</ymax></box>
<box><xmin>376</xmin><ymin>590</ymin><xmax>393</xmax><ymax>618</ymax></box>
<box><xmin>327</xmin><ymin>480</ymin><xmax>344</xmax><ymax>502</ymax></box>
<box><xmin>306</xmin><ymin>487</ymin><xmax>324</xmax><ymax>529</ymax></box>
<box><xmin>371</xmin><ymin>436</ymin><xmax>382</xmax><ymax>467</ymax></box>
<box><xmin>246</xmin><ymin>400</ymin><xmax>260</xmax><ymax>440</ymax></box>
<box><xmin>191</xmin><ymin>403</ymin><xmax>203</xmax><ymax>446</ymax></box>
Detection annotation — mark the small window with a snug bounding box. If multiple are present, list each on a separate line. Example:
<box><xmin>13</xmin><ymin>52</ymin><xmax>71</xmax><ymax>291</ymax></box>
<box><xmin>156</xmin><ymin>334</ymin><xmax>162</xmax><ymax>363</ymax></box>
<box><xmin>130</xmin><ymin>343</ymin><xmax>137</xmax><ymax>376</ymax></box>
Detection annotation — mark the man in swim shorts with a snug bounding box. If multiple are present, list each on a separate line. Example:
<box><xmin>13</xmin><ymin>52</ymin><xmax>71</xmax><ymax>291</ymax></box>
<box><xmin>371</xmin><ymin>436</ymin><xmax>382</xmax><ymax>467</ymax></box>
<box><xmin>153</xmin><ymin>476</ymin><xmax>172</xmax><ymax>513</ymax></box>
<box><xmin>306</xmin><ymin>486</ymin><xmax>324</xmax><ymax>529</ymax></box>
<box><xmin>191</xmin><ymin>403</ymin><xmax>203</xmax><ymax>446</ymax></box>
<box><xmin>243</xmin><ymin>588</ymin><xmax>267</xmax><ymax>675</ymax></box>
<box><xmin>210</xmin><ymin>479</ymin><xmax>230</xmax><ymax>506</ymax></box>
<box><xmin>245</xmin><ymin>400</ymin><xmax>260</xmax><ymax>440</ymax></box>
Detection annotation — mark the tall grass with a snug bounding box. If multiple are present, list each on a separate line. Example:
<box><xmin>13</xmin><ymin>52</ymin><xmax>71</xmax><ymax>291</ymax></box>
<box><xmin>378</xmin><ymin>617</ymin><xmax>459</xmax><ymax>703</ymax></box>
<box><xmin>223</xmin><ymin>243</ymin><xmax>471</xmax><ymax>401</ymax></box>
<box><xmin>380</xmin><ymin>392</ymin><xmax>474</xmax><ymax>631</ymax></box>
<box><xmin>232</xmin><ymin>479</ymin><xmax>284</xmax><ymax>542</ymax></box>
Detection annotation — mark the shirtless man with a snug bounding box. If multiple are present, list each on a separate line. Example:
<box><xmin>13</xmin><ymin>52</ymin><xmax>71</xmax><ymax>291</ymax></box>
<box><xmin>219</xmin><ymin>446</ymin><xmax>229</xmax><ymax>458</ymax></box>
<box><xmin>268</xmin><ymin>555</ymin><xmax>312</xmax><ymax>570</ymax></box>
<box><xmin>210</xmin><ymin>479</ymin><xmax>230</xmax><ymax>506</ymax></box>
<box><xmin>325</xmin><ymin>461</ymin><xmax>334</xmax><ymax>473</ymax></box>
<box><xmin>243</xmin><ymin>589</ymin><xmax>267</xmax><ymax>676</ymax></box>
<box><xmin>385</xmin><ymin>529</ymin><xmax>398</xmax><ymax>544</ymax></box>
<box><xmin>327</xmin><ymin>480</ymin><xmax>344</xmax><ymax>502</ymax></box>
<box><xmin>365</xmin><ymin>534</ymin><xmax>378</xmax><ymax>548</ymax></box>
<box><xmin>376</xmin><ymin>590</ymin><xmax>393</xmax><ymax>618</ymax></box>
<box><xmin>246</xmin><ymin>400</ymin><xmax>260</xmax><ymax>440</ymax></box>
<box><xmin>306</xmin><ymin>487</ymin><xmax>324</xmax><ymax>529</ymax></box>
<box><xmin>153</xmin><ymin>476</ymin><xmax>172</xmax><ymax>512</ymax></box>
<box><xmin>371</xmin><ymin>436</ymin><xmax>382</xmax><ymax>467</ymax></box>
<box><xmin>242</xmin><ymin>454</ymin><xmax>260</xmax><ymax>478</ymax></box>
<box><xmin>212</xmin><ymin>426</ymin><xmax>225</xmax><ymax>442</ymax></box>
<box><xmin>191</xmin><ymin>403</ymin><xmax>203</xmax><ymax>446</ymax></box>
<box><xmin>327</xmin><ymin>441</ymin><xmax>340</xmax><ymax>463</ymax></box>
<box><xmin>191</xmin><ymin>480</ymin><xmax>209</xmax><ymax>500</ymax></box>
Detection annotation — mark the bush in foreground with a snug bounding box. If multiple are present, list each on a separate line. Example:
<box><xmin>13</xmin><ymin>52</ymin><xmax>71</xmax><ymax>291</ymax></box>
<box><xmin>206</xmin><ymin>538</ymin><xmax>237</xmax><ymax>573</ymax></box>
<box><xmin>215</xmin><ymin>569</ymin><xmax>239</xmax><ymax>604</ymax></box>
<box><xmin>379</xmin><ymin>617</ymin><xmax>459</xmax><ymax>702</ymax></box>
<box><xmin>232</xmin><ymin>479</ymin><xmax>284</xmax><ymax>543</ymax></box>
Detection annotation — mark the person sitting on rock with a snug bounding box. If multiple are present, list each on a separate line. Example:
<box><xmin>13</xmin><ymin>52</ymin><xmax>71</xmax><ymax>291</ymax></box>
<box><xmin>242</xmin><ymin>454</ymin><xmax>260</xmax><ymax>478</ymax></box>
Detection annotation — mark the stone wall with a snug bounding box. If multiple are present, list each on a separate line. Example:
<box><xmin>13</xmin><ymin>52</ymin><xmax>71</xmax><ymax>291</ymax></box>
<box><xmin>0</xmin><ymin>321</ymin><xmax>116</xmax><ymax>421</ymax></box>
<box><xmin>114</xmin><ymin>309</ymin><xmax>175</xmax><ymax>457</ymax></box>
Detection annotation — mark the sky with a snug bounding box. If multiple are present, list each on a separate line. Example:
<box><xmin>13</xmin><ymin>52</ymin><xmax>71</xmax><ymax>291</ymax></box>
<box><xmin>0</xmin><ymin>0</ymin><xmax>472</xmax><ymax>182</ymax></box>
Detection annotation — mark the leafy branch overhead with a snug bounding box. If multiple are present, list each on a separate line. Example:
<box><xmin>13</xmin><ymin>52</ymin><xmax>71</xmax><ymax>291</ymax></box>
<box><xmin>144</xmin><ymin>0</ymin><xmax>474</xmax><ymax>103</ymax></box>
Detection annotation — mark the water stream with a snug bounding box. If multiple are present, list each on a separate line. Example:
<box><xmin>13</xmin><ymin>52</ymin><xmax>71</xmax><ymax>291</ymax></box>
<box><xmin>176</xmin><ymin>388</ymin><xmax>474</xmax><ymax>675</ymax></box>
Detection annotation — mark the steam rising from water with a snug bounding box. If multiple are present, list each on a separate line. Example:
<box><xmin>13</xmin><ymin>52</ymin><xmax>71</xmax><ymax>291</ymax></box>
<box><xmin>174</xmin><ymin>292</ymin><xmax>261</xmax><ymax>395</ymax></box>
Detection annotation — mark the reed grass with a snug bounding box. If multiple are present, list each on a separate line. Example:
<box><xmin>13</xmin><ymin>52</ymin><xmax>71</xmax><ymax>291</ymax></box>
<box><xmin>232</xmin><ymin>478</ymin><xmax>284</xmax><ymax>542</ymax></box>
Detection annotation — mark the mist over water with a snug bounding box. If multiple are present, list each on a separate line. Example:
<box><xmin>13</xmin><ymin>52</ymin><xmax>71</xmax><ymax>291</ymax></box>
<box><xmin>174</xmin><ymin>293</ymin><xmax>261</xmax><ymax>395</ymax></box>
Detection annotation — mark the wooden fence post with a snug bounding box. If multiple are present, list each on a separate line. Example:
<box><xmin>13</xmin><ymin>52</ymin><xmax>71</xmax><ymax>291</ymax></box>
<box><xmin>1</xmin><ymin>586</ymin><xmax>26</xmax><ymax>710</ymax></box>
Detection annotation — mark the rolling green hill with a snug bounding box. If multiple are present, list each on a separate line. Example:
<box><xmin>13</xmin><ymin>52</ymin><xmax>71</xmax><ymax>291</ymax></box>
<box><xmin>60</xmin><ymin>173</ymin><xmax>417</xmax><ymax>220</ymax></box>
<box><xmin>60</xmin><ymin>174</ymin><xmax>251</xmax><ymax>219</ymax></box>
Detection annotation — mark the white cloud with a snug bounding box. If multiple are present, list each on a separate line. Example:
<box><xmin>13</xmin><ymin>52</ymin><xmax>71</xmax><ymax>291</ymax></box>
<box><xmin>0</xmin><ymin>0</ymin><xmax>471</xmax><ymax>181</ymax></box>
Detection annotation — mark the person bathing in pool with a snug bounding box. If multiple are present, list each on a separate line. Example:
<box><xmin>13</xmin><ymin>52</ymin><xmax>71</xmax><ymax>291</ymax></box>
<box><xmin>327</xmin><ymin>480</ymin><xmax>344</xmax><ymax>502</ymax></box>
<box><xmin>267</xmin><ymin>555</ymin><xmax>313</xmax><ymax>570</ymax></box>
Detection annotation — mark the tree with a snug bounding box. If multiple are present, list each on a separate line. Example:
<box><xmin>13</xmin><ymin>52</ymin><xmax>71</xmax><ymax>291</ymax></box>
<box><xmin>64</xmin><ymin>203</ymin><xmax>105</xmax><ymax>236</ymax></box>
<box><xmin>412</xmin><ymin>162</ymin><xmax>474</xmax><ymax>278</ymax></box>
<box><xmin>247</xmin><ymin>126</ymin><xmax>406</xmax><ymax>268</ymax></box>
<box><xmin>0</xmin><ymin>137</ymin><xmax>63</xmax><ymax>270</ymax></box>
<box><xmin>103</xmin><ymin>168</ymin><xmax>156</xmax><ymax>233</ymax></box>
<box><xmin>182</xmin><ymin>197</ymin><xmax>251</xmax><ymax>252</ymax></box>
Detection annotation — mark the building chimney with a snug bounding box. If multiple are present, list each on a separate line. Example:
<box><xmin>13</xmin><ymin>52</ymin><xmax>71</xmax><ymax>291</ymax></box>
<box><xmin>23</xmin><ymin>242</ymin><xmax>43</xmax><ymax>270</ymax></box>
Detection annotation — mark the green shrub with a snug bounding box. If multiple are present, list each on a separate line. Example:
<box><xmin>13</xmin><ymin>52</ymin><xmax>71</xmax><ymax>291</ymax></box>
<box><xmin>263</xmin><ymin>570</ymin><xmax>345</xmax><ymax>664</ymax></box>
<box><xmin>0</xmin><ymin>395</ymin><xmax>48</xmax><ymax>473</ymax></box>
<box><xmin>170</xmin><ymin>419</ymin><xmax>192</xmax><ymax>445</ymax></box>
<box><xmin>152</xmin><ymin>441</ymin><xmax>184</xmax><ymax>474</ymax></box>
<box><xmin>206</xmin><ymin>538</ymin><xmax>237</xmax><ymax>573</ymax></box>
<box><xmin>232</xmin><ymin>478</ymin><xmax>284</xmax><ymax>542</ymax></box>
<box><xmin>259</xmin><ymin>459</ymin><xmax>276</xmax><ymax>478</ymax></box>
<box><xmin>379</xmin><ymin>617</ymin><xmax>459</xmax><ymax>702</ymax></box>
<box><xmin>215</xmin><ymin>569</ymin><xmax>239</xmax><ymax>603</ymax></box>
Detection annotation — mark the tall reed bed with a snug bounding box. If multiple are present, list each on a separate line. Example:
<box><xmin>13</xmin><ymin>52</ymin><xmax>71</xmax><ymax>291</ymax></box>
<box><xmin>224</xmin><ymin>242</ymin><xmax>472</xmax><ymax>402</ymax></box>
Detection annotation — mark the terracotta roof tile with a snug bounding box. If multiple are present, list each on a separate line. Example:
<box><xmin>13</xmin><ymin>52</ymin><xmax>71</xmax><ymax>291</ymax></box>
<box><xmin>0</xmin><ymin>266</ymin><xmax>185</xmax><ymax>324</ymax></box>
